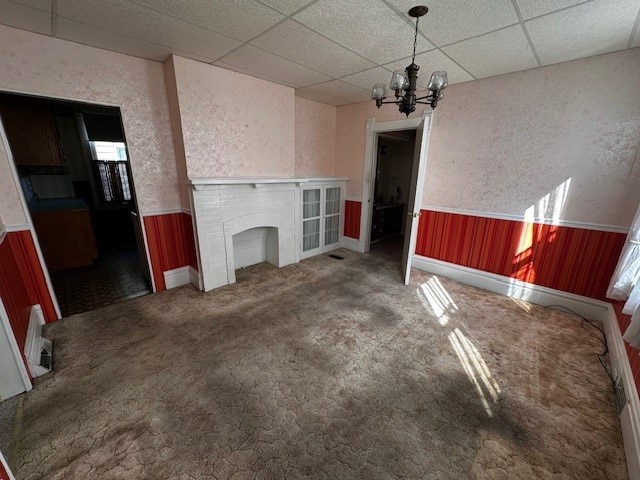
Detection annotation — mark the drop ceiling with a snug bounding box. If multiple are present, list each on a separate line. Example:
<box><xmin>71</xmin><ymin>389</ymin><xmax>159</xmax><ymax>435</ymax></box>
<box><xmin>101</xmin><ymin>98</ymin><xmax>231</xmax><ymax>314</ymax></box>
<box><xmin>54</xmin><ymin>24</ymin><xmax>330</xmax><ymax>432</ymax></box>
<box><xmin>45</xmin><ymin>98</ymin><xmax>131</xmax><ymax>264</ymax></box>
<box><xmin>1</xmin><ymin>0</ymin><xmax>639</xmax><ymax>106</ymax></box>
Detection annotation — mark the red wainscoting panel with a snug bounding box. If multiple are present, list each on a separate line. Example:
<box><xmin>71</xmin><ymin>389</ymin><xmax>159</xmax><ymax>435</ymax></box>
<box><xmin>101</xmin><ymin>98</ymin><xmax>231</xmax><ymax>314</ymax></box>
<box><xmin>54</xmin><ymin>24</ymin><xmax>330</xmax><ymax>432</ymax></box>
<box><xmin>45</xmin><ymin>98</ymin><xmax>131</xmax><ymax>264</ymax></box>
<box><xmin>415</xmin><ymin>210</ymin><xmax>626</xmax><ymax>300</ymax></box>
<box><xmin>613</xmin><ymin>302</ymin><xmax>640</xmax><ymax>399</ymax></box>
<box><xmin>143</xmin><ymin>212</ymin><xmax>197</xmax><ymax>292</ymax></box>
<box><xmin>8</xmin><ymin>231</ymin><xmax>57</xmax><ymax>322</ymax></box>
<box><xmin>0</xmin><ymin>458</ymin><xmax>11</xmax><ymax>480</ymax></box>
<box><xmin>0</xmin><ymin>229</ymin><xmax>57</xmax><ymax>377</ymax></box>
<box><xmin>344</xmin><ymin>201</ymin><xmax>361</xmax><ymax>240</ymax></box>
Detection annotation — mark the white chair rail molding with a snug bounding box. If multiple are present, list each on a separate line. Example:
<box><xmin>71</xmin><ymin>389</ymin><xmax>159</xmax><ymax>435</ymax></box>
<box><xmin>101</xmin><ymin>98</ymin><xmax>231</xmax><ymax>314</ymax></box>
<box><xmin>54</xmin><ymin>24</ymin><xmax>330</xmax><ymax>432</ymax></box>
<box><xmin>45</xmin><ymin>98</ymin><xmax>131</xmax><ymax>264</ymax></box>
<box><xmin>188</xmin><ymin>177</ymin><xmax>347</xmax><ymax>292</ymax></box>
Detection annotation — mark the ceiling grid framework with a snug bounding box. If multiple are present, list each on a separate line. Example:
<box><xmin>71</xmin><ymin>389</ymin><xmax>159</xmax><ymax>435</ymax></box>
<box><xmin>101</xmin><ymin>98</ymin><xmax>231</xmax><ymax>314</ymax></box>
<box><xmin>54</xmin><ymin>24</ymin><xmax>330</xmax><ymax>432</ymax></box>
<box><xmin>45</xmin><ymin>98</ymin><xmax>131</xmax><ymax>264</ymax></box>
<box><xmin>0</xmin><ymin>0</ymin><xmax>639</xmax><ymax>106</ymax></box>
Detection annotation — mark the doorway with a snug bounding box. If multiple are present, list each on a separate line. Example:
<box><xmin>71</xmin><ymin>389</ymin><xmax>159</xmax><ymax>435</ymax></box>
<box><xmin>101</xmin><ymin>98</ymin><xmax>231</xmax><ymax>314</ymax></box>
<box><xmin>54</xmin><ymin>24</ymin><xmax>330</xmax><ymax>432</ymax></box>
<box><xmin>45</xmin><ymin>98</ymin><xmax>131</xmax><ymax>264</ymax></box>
<box><xmin>0</xmin><ymin>93</ymin><xmax>152</xmax><ymax>317</ymax></box>
<box><xmin>361</xmin><ymin>112</ymin><xmax>432</xmax><ymax>284</ymax></box>
<box><xmin>369</xmin><ymin>129</ymin><xmax>417</xmax><ymax>264</ymax></box>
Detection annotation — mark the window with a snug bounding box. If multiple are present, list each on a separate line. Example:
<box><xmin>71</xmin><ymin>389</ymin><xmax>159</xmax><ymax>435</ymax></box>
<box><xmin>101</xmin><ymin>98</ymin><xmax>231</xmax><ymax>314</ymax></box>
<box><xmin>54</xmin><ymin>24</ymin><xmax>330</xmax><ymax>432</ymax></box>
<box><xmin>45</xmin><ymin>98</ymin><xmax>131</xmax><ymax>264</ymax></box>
<box><xmin>89</xmin><ymin>141</ymin><xmax>131</xmax><ymax>203</ymax></box>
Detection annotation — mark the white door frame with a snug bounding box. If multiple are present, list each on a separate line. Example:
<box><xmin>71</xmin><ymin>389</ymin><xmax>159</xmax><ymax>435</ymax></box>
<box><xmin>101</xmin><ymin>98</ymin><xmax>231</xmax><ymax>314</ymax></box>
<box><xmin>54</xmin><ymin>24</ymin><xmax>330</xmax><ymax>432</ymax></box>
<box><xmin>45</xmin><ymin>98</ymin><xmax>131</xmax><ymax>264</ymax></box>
<box><xmin>359</xmin><ymin>110</ymin><xmax>431</xmax><ymax>254</ymax></box>
<box><xmin>0</xmin><ymin>116</ymin><xmax>62</xmax><ymax>319</ymax></box>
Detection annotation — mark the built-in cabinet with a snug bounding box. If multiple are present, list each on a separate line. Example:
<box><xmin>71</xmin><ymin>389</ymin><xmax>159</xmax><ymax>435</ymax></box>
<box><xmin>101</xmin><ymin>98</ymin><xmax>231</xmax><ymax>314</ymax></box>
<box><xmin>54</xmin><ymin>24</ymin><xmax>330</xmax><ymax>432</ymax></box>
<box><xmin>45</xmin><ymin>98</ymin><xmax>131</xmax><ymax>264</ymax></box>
<box><xmin>30</xmin><ymin>199</ymin><xmax>98</xmax><ymax>271</ymax></box>
<box><xmin>301</xmin><ymin>183</ymin><xmax>343</xmax><ymax>259</ymax></box>
<box><xmin>0</xmin><ymin>94</ymin><xmax>65</xmax><ymax>166</ymax></box>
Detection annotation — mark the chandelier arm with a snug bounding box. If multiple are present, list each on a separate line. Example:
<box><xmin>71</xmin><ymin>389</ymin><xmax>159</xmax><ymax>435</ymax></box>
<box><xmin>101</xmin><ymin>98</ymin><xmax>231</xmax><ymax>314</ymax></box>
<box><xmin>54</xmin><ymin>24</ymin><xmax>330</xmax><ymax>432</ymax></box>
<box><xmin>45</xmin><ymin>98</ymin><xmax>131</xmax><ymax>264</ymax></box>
<box><xmin>415</xmin><ymin>94</ymin><xmax>434</xmax><ymax>101</ymax></box>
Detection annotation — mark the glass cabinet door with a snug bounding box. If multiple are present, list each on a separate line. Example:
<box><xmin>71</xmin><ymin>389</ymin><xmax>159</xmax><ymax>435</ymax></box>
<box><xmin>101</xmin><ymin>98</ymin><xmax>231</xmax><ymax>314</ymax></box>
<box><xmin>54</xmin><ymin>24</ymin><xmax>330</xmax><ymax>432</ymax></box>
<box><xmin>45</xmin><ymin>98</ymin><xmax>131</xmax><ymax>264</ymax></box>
<box><xmin>324</xmin><ymin>187</ymin><xmax>340</xmax><ymax>246</ymax></box>
<box><xmin>302</xmin><ymin>188</ymin><xmax>321</xmax><ymax>252</ymax></box>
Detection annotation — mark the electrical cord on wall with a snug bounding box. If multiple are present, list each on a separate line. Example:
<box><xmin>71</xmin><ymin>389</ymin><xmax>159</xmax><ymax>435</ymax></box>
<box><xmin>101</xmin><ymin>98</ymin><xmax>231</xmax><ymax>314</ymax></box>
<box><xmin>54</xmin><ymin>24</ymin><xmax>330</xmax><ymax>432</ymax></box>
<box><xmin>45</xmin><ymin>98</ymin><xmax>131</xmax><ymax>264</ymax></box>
<box><xmin>544</xmin><ymin>304</ymin><xmax>617</xmax><ymax>394</ymax></box>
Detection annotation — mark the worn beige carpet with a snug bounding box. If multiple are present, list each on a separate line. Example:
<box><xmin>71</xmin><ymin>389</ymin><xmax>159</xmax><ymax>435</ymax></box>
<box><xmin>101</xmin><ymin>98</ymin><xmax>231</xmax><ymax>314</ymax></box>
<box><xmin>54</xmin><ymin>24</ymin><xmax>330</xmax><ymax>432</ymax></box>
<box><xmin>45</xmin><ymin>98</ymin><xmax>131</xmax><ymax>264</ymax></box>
<box><xmin>9</xmin><ymin>248</ymin><xmax>626</xmax><ymax>479</ymax></box>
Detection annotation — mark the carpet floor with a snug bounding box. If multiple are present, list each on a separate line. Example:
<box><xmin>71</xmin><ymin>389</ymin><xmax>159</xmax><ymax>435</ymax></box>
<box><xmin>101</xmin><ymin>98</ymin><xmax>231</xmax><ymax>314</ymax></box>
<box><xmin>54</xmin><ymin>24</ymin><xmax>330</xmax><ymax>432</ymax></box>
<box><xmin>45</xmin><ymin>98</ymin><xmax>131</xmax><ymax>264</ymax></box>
<box><xmin>9</xmin><ymin>249</ymin><xmax>626</xmax><ymax>479</ymax></box>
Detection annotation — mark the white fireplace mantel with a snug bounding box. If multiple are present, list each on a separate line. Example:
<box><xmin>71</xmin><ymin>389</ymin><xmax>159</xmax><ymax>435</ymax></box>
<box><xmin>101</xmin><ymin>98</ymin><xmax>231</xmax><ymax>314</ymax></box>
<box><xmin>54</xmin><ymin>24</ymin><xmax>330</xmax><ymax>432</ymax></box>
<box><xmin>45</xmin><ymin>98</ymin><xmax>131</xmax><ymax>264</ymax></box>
<box><xmin>188</xmin><ymin>177</ymin><xmax>348</xmax><ymax>190</ymax></box>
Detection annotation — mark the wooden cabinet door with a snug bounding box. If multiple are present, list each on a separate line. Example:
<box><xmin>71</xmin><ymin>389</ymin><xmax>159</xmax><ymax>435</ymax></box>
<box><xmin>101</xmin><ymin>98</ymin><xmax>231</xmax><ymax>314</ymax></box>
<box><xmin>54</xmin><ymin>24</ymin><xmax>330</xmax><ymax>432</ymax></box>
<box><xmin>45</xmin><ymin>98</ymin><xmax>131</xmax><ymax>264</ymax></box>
<box><xmin>32</xmin><ymin>209</ymin><xmax>98</xmax><ymax>271</ymax></box>
<box><xmin>0</xmin><ymin>94</ymin><xmax>64</xmax><ymax>166</ymax></box>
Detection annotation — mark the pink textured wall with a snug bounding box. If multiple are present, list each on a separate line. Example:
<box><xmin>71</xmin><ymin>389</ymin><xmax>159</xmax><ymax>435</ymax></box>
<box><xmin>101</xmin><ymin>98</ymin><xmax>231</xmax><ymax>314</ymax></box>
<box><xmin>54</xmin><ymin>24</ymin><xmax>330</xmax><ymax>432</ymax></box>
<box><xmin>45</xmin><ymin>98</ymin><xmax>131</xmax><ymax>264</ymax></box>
<box><xmin>0</xmin><ymin>143</ymin><xmax>26</xmax><ymax>226</ymax></box>
<box><xmin>336</xmin><ymin>47</ymin><xmax>640</xmax><ymax>228</ymax></box>
<box><xmin>0</xmin><ymin>25</ymin><xmax>182</xmax><ymax>221</ymax></box>
<box><xmin>335</xmin><ymin>96</ymin><xmax>414</xmax><ymax>199</ymax></box>
<box><xmin>170</xmin><ymin>55</ymin><xmax>295</xmax><ymax>179</ymax></box>
<box><xmin>295</xmin><ymin>97</ymin><xmax>335</xmax><ymax>177</ymax></box>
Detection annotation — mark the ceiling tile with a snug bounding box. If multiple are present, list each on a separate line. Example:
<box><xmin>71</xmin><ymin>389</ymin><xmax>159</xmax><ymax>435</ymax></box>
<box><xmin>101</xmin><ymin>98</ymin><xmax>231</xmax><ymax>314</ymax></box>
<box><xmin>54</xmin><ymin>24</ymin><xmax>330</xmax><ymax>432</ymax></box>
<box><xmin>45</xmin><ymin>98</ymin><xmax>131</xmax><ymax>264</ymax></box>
<box><xmin>129</xmin><ymin>0</ymin><xmax>285</xmax><ymax>42</ymax></box>
<box><xmin>215</xmin><ymin>44</ymin><xmax>331</xmax><ymax>87</ymax></box>
<box><xmin>0</xmin><ymin>0</ymin><xmax>51</xmax><ymax>35</ymax></box>
<box><xmin>305</xmin><ymin>80</ymin><xmax>371</xmax><ymax>102</ymax></box>
<box><xmin>515</xmin><ymin>0</ymin><xmax>587</xmax><ymax>20</ymax></box>
<box><xmin>385</xmin><ymin>0</ymin><xmax>519</xmax><ymax>46</ymax></box>
<box><xmin>214</xmin><ymin>60</ymin><xmax>291</xmax><ymax>86</ymax></box>
<box><xmin>57</xmin><ymin>0</ymin><xmax>242</xmax><ymax>62</ymax></box>
<box><xmin>525</xmin><ymin>0</ymin><xmax>639</xmax><ymax>66</ymax></box>
<box><xmin>295</xmin><ymin>88</ymin><xmax>351</xmax><ymax>106</ymax></box>
<box><xmin>259</xmin><ymin>0</ymin><xmax>314</xmax><ymax>15</ymax></box>
<box><xmin>56</xmin><ymin>18</ymin><xmax>173</xmax><ymax>62</ymax></box>
<box><xmin>340</xmin><ymin>67</ymin><xmax>394</xmax><ymax>91</ymax></box>
<box><xmin>384</xmin><ymin>49</ymin><xmax>474</xmax><ymax>87</ymax></box>
<box><xmin>10</xmin><ymin>0</ymin><xmax>52</xmax><ymax>12</ymax></box>
<box><xmin>294</xmin><ymin>0</ymin><xmax>433</xmax><ymax>64</ymax></box>
<box><xmin>250</xmin><ymin>19</ymin><xmax>376</xmax><ymax>77</ymax></box>
<box><xmin>443</xmin><ymin>25</ymin><xmax>538</xmax><ymax>78</ymax></box>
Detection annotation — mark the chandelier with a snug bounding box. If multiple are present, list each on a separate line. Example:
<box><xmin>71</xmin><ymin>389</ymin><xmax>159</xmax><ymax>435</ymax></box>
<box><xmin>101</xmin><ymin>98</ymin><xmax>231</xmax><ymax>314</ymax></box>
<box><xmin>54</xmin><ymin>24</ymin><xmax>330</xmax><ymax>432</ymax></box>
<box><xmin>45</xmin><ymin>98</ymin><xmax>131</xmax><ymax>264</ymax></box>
<box><xmin>371</xmin><ymin>5</ymin><xmax>448</xmax><ymax>116</ymax></box>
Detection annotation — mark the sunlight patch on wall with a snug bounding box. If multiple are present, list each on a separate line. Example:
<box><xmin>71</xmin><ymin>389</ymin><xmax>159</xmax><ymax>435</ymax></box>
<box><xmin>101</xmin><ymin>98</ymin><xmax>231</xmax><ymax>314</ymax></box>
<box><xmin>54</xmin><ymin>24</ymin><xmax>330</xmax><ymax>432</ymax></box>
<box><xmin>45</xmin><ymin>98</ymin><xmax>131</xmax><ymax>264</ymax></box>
<box><xmin>417</xmin><ymin>276</ymin><xmax>458</xmax><ymax>326</ymax></box>
<box><xmin>523</xmin><ymin>178</ymin><xmax>572</xmax><ymax>225</ymax></box>
<box><xmin>514</xmin><ymin>178</ymin><xmax>572</xmax><ymax>284</ymax></box>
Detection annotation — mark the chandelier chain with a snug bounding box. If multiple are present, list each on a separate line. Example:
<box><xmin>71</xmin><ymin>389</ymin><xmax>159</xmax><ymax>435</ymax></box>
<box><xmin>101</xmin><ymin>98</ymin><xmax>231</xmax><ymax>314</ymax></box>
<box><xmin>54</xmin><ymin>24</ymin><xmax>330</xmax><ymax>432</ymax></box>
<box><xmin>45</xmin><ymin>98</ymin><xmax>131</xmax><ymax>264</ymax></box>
<box><xmin>412</xmin><ymin>17</ymin><xmax>419</xmax><ymax>64</ymax></box>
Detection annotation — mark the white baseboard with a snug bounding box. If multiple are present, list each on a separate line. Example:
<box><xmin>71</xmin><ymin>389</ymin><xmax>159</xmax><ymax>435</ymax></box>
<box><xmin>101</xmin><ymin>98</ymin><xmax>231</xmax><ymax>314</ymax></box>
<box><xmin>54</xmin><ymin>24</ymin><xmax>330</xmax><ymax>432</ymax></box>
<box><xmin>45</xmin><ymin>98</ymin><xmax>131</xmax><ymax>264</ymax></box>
<box><xmin>163</xmin><ymin>266</ymin><xmax>191</xmax><ymax>290</ymax></box>
<box><xmin>189</xmin><ymin>266</ymin><xmax>201</xmax><ymax>290</ymax></box>
<box><xmin>412</xmin><ymin>255</ymin><xmax>609</xmax><ymax>321</ymax></box>
<box><xmin>340</xmin><ymin>236</ymin><xmax>360</xmax><ymax>252</ymax></box>
<box><xmin>412</xmin><ymin>254</ymin><xmax>640</xmax><ymax>479</ymax></box>
<box><xmin>604</xmin><ymin>304</ymin><xmax>640</xmax><ymax>479</ymax></box>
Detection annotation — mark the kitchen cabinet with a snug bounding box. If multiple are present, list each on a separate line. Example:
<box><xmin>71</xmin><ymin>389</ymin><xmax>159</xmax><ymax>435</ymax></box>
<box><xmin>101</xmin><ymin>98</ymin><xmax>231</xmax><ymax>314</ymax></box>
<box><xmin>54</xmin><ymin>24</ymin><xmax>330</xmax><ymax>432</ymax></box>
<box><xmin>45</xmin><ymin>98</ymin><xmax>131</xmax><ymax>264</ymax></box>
<box><xmin>30</xmin><ymin>198</ymin><xmax>98</xmax><ymax>271</ymax></box>
<box><xmin>371</xmin><ymin>203</ymin><xmax>405</xmax><ymax>242</ymax></box>
<box><xmin>0</xmin><ymin>94</ymin><xmax>64</xmax><ymax>166</ymax></box>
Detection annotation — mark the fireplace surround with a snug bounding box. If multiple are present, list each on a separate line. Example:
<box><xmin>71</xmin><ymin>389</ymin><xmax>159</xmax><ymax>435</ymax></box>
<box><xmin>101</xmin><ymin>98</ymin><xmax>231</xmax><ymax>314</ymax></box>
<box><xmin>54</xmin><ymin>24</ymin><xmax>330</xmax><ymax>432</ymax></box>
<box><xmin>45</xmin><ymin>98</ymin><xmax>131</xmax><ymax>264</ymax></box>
<box><xmin>189</xmin><ymin>177</ymin><xmax>347</xmax><ymax>292</ymax></box>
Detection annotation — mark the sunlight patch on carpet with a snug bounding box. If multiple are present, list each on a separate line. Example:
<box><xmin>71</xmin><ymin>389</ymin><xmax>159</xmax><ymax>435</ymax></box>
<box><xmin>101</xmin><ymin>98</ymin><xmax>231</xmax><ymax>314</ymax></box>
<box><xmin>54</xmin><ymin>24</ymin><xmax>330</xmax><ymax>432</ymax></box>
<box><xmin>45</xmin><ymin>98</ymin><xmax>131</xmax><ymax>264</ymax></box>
<box><xmin>449</xmin><ymin>327</ymin><xmax>502</xmax><ymax>417</ymax></box>
<box><xmin>418</xmin><ymin>276</ymin><xmax>459</xmax><ymax>326</ymax></box>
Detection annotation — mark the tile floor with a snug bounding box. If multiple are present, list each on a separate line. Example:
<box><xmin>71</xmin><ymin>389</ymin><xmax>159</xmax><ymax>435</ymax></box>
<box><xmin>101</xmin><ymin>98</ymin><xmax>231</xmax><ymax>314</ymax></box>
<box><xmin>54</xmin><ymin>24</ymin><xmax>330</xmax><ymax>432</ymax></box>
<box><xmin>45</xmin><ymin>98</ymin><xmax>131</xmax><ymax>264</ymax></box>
<box><xmin>50</xmin><ymin>246</ymin><xmax>151</xmax><ymax>317</ymax></box>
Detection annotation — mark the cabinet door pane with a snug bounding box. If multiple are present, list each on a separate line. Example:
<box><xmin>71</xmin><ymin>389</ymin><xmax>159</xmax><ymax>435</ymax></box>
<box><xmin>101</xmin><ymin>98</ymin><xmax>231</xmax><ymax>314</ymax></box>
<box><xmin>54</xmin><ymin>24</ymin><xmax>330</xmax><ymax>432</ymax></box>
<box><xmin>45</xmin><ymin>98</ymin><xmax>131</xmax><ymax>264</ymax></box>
<box><xmin>325</xmin><ymin>215</ymin><xmax>339</xmax><ymax>245</ymax></box>
<box><xmin>325</xmin><ymin>187</ymin><xmax>340</xmax><ymax>215</ymax></box>
<box><xmin>303</xmin><ymin>218</ymin><xmax>320</xmax><ymax>251</ymax></box>
<box><xmin>303</xmin><ymin>189</ymin><xmax>321</xmax><ymax>219</ymax></box>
